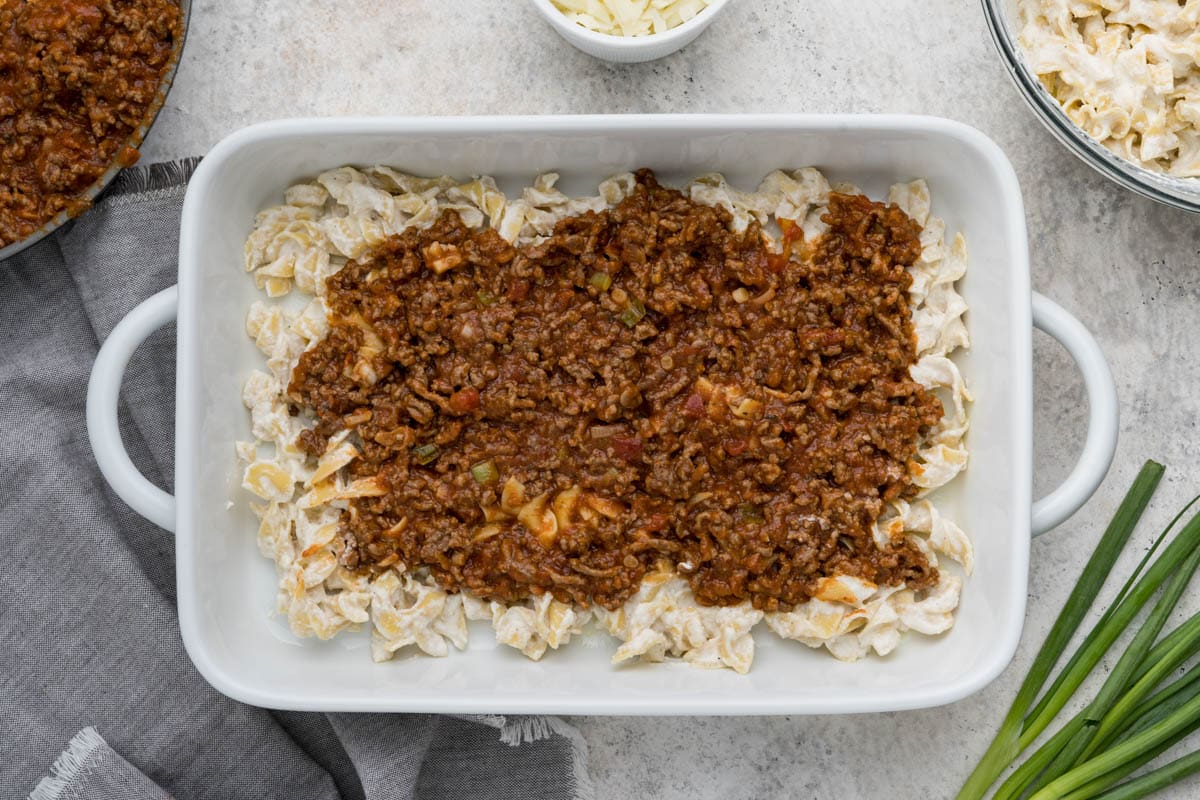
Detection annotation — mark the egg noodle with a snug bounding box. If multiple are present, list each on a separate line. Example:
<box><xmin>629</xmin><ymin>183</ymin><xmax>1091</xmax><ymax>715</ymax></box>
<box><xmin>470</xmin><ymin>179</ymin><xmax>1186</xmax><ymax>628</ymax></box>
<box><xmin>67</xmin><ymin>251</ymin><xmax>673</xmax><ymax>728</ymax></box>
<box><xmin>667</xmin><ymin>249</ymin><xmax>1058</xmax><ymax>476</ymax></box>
<box><xmin>1018</xmin><ymin>0</ymin><xmax>1200</xmax><ymax>177</ymax></box>
<box><xmin>238</xmin><ymin>167</ymin><xmax>972</xmax><ymax>673</ymax></box>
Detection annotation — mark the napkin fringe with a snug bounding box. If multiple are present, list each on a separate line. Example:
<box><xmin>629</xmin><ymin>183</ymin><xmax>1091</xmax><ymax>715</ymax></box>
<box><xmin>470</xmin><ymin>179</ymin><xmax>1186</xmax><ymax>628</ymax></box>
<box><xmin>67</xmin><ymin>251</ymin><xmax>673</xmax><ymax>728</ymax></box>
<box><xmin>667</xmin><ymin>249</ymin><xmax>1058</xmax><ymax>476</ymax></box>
<box><xmin>105</xmin><ymin>157</ymin><xmax>203</xmax><ymax>198</ymax></box>
<box><xmin>547</xmin><ymin>716</ymin><xmax>597</xmax><ymax>800</ymax></box>
<box><xmin>499</xmin><ymin>716</ymin><xmax>553</xmax><ymax>745</ymax></box>
<box><xmin>28</xmin><ymin>727</ymin><xmax>105</xmax><ymax>800</ymax></box>
<box><xmin>499</xmin><ymin>716</ymin><xmax>596</xmax><ymax>800</ymax></box>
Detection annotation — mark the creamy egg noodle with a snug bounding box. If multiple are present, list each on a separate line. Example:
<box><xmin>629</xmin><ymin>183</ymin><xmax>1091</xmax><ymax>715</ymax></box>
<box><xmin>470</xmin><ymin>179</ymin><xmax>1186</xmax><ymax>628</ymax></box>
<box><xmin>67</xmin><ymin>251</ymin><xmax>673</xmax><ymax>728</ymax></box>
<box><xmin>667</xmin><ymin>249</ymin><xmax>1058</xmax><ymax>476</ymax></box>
<box><xmin>238</xmin><ymin>167</ymin><xmax>972</xmax><ymax>673</ymax></box>
<box><xmin>1018</xmin><ymin>0</ymin><xmax>1200</xmax><ymax>177</ymax></box>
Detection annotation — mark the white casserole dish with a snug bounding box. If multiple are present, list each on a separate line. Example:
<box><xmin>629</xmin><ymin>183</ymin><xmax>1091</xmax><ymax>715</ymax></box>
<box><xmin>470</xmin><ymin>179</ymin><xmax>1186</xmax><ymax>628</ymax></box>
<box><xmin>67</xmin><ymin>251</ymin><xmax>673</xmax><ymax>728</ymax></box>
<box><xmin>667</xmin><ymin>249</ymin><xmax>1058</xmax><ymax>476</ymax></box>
<box><xmin>87</xmin><ymin>115</ymin><xmax>1119</xmax><ymax>714</ymax></box>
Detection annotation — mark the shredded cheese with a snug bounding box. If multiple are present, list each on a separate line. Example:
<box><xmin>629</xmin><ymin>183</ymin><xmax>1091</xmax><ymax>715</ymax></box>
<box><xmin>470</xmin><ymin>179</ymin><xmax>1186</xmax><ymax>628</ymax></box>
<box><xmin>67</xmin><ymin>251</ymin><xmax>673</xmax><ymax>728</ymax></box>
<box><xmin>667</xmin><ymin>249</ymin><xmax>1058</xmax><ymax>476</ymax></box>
<box><xmin>550</xmin><ymin>0</ymin><xmax>712</xmax><ymax>37</ymax></box>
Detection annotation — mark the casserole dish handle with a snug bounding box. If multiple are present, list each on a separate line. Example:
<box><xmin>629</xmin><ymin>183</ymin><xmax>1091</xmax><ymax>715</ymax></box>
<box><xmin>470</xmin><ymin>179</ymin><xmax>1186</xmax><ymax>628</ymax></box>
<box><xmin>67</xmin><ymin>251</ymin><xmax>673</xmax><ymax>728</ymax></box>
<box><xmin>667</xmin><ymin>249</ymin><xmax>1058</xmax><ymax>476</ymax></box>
<box><xmin>1031</xmin><ymin>292</ymin><xmax>1119</xmax><ymax>535</ymax></box>
<box><xmin>84</xmin><ymin>288</ymin><xmax>1117</xmax><ymax>537</ymax></box>
<box><xmin>87</xmin><ymin>285</ymin><xmax>178</xmax><ymax>532</ymax></box>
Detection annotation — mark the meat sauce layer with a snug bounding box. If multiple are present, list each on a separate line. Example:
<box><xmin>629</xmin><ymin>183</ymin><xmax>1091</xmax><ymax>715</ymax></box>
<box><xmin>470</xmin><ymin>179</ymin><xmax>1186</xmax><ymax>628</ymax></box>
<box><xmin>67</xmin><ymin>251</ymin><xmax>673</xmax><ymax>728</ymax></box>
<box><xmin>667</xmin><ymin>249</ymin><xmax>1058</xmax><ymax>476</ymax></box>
<box><xmin>289</xmin><ymin>171</ymin><xmax>942</xmax><ymax>612</ymax></box>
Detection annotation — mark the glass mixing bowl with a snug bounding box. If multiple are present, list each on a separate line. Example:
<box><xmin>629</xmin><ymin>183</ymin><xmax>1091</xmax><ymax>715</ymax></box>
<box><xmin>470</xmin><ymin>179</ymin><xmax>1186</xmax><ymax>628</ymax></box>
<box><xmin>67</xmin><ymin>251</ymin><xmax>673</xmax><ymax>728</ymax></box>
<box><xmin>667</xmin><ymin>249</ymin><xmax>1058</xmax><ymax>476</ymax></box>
<box><xmin>981</xmin><ymin>0</ymin><xmax>1200</xmax><ymax>213</ymax></box>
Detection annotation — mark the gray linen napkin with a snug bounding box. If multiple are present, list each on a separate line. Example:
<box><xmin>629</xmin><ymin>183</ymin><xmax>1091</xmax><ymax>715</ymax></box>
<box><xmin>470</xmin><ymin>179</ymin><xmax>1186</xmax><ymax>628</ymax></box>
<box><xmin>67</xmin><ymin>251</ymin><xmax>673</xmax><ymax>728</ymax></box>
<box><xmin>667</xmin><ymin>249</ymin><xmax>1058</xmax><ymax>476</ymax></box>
<box><xmin>0</xmin><ymin>161</ymin><xmax>594</xmax><ymax>800</ymax></box>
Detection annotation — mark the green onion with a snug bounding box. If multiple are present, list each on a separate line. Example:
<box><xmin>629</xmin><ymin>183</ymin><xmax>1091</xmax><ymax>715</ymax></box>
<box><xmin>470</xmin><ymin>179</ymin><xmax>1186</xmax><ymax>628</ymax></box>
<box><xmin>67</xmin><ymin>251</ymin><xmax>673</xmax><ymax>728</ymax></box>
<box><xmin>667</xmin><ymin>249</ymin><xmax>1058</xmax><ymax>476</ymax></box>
<box><xmin>1001</xmin><ymin>526</ymin><xmax>1200</xmax><ymax>798</ymax></box>
<box><xmin>1081</xmin><ymin>596</ymin><xmax>1200</xmax><ymax>761</ymax></box>
<box><xmin>470</xmin><ymin>459</ymin><xmax>498</xmax><ymax>485</ymax></box>
<box><xmin>476</xmin><ymin>289</ymin><xmax>498</xmax><ymax>307</ymax></box>
<box><xmin>618</xmin><ymin>298</ymin><xmax>646</xmax><ymax>328</ymax></box>
<box><xmin>1016</xmin><ymin>507</ymin><xmax>1200</xmax><ymax>755</ymax></box>
<box><xmin>1123</xmin><ymin>672</ymin><xmax>1200</xmax><ymax>742</ymax></box>
<box><xmin>1060</xmin><ymin>700</ymin><xmax>1200</xmax><ymax>800</ymax></box>
<box><xmin>991</xmin><ymin>715</ymin><xmax>1085</xmax><ymax>800</ymax></box>
<box><xmin>1050</xmin><ymin>628</ymin><xmax>1200</xmax><ymax>799</ymax></box>
<box><xmin>738</xmin><ymin>503</ymin><xmax>765</xmax><ymax>523</ymax></box>
<box><xmin>411</xmin><ymin>443</ymin><xmax>440</xmax><ymax>465</ymax></box>
<box><xmin>955</xmin><ymin>461</ymin><xmax>1164</xmax><ymax>800</ymax></box>
<box><xmin>1029</xmin><ymin>688</ymin><xmax>1200</xmax><ymax>799</ymax></box>
<box><xmin>1090</xmin><ymin>749</ymin><xmax>1200</xmax><ymax>800</ymax></box>
<box><xmin>589</xmin><ymin>271</ymin><xmax>612</xmax><ymax>291</ymax></box>
<box><xmin>958</xmin><ymin>463</ymin><xmax>1200</xmax><ymax>800</ymax></box>
<box><xmin>1022</xmin><ymin>493</ymin><xmax>1196</xmax><ymax>731</ymax></box>
<box><xmin>1104</xmin><ymin>655</ymin><xmax>1200</xmax><ymax>746</ymax></box>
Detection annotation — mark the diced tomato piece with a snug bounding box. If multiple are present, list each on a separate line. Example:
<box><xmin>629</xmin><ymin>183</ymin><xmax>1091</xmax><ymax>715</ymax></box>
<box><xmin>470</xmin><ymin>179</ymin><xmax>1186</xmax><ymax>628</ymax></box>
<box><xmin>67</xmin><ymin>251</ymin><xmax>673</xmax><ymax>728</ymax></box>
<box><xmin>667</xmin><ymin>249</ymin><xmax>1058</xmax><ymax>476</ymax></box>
<box><xmin>769</xmin><ymin>218</ymin><xmax>804</xmax><ymax>271</ymax></box>
<box><xmin>803</xmin><ymin>328</ymin><xmax>846</xmax><ymax>350</ymax></box>
<box><xmin>645</xmin><ymin>513</ymin><xmax>670</xmax><ymax>533</ymax></box>
<box><xmin>613</xmin><ymin>436</ymin><xmax>643</xmax><ymax>462</ymax></box>
<box><xmin>448</xmin><ymin>387</ymin><xmax>480</xmax><ymax>413</ymax></box>
<box><xmin>683</xmin><ymin>392</ymin><xmax>706</xmax><ymax>418</ymax></box>
<box><xmin>780</xmin><ymin>217</ymin><xmax>802</xmax><ymax>245</ymax></box>
<box><xmin>507</xmin><ymin>279</ymin><xmax>530</xmax><ymax>302</ymax></box>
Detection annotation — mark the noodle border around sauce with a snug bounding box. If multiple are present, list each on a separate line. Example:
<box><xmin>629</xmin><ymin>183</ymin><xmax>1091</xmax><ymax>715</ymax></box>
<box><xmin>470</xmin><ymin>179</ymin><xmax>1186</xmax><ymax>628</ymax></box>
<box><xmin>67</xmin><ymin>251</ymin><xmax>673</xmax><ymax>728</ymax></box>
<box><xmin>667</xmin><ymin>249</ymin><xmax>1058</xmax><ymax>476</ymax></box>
<box><xmin>237</xmin><ymin>167</ymin><xmax>972</xmax><ymax>674</ymax></box>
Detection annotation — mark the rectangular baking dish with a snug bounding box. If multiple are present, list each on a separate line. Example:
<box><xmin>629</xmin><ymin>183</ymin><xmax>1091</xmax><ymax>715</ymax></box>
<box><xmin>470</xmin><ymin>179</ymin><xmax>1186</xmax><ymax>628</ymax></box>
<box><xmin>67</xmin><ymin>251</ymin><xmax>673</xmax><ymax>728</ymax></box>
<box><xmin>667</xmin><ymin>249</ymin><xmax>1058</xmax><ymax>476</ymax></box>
<box><xmin>88</xmin><ymin>115</ymin><xmax>1118</xmax><ymax>714</ymax></box>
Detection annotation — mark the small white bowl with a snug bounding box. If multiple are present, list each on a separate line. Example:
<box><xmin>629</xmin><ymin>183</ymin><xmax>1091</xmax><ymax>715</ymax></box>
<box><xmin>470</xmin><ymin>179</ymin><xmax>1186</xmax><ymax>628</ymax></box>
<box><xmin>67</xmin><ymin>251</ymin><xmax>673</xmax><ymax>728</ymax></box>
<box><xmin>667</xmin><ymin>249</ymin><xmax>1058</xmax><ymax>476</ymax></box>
<box><xmin>529</xmin><ymin>0</ymin><xmax>730</xmax><ymax>63</ymax></box>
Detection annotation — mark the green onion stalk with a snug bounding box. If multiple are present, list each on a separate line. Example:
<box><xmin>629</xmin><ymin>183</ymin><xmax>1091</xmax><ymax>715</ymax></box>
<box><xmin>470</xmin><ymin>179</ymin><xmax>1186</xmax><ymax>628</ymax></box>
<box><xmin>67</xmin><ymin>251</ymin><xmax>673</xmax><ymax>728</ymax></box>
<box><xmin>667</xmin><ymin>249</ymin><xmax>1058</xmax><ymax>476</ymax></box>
<box><xmin>1029</xmin><ymin>688</ymin><xmax>1200</xmax><ymax>799</ymax></box>
<box><xmin>954</xmin><ymin>461</ymin><xmax>1165</xmax><ymax>800</ymax></box>
<box><xmin>1089</xmin><ymin>749</ymin><xmax>1200</xmax><ymax>800</ymax></box>
<box><xmin>995</xmin><ymin>526</ymin><xmax>1200</xmax><ymax>799</ymax></box>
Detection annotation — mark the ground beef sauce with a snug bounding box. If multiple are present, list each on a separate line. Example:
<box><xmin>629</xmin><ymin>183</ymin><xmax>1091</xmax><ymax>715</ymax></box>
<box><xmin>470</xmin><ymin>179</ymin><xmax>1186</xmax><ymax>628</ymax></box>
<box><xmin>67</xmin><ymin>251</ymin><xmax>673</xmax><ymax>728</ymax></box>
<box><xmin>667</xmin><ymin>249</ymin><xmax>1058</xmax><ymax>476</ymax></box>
<box><xmin>289</xmin><ymin>171</ymin><xmax>943</xmax><ymax>612</ymax></box>
<box><xmin>0</xmin><ymin>0</ymin><xmax>182</xmax><ymax>246</ymax></box>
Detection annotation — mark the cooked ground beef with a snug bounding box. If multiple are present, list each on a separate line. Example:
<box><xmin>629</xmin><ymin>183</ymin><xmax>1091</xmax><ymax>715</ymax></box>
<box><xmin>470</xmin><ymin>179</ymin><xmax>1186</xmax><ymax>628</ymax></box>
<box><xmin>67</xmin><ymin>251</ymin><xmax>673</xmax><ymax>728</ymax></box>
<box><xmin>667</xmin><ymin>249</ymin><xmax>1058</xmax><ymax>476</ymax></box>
<box><xmin>289</xmin><ymin>170</ymin><xmax>943</xmax><ymax>612</ymax></box>
<box><xmin>0</xmin><ymin>0</ymin><xmax>182</xmax><ymax>247</ymax></box>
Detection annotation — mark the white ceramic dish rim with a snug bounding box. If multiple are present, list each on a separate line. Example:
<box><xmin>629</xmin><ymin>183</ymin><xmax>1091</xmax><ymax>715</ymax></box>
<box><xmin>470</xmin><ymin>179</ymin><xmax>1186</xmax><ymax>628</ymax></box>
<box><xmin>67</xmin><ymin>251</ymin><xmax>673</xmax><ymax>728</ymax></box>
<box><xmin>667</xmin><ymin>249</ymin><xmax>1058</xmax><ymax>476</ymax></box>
<box><xmin>86</xmin><ymin>114</ymin><xmax>1119</xmax><ymax>714</ymax></box>
<box><xmin>528</xmin><ymin>0</ymin><xmax>730</xmax><ymax>51</ymax></box>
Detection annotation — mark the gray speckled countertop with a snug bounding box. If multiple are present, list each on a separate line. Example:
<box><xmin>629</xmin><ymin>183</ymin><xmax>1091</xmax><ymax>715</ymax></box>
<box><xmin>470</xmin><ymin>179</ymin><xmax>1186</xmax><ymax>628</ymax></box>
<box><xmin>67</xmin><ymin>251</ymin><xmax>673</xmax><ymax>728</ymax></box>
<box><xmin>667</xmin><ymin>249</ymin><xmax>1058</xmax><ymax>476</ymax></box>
<box><xmin>145</xmin><ymin>1</ymin><xmax>1200</xmax><ymax>796</ymax></box>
